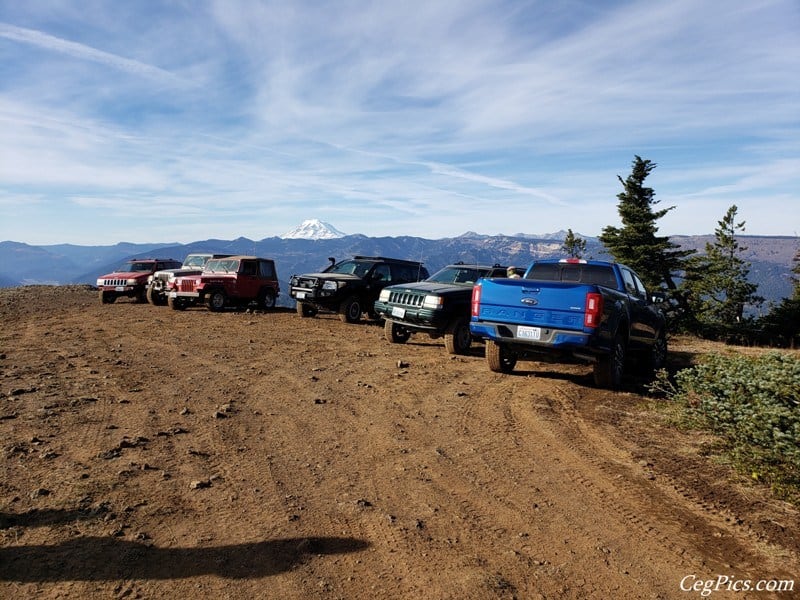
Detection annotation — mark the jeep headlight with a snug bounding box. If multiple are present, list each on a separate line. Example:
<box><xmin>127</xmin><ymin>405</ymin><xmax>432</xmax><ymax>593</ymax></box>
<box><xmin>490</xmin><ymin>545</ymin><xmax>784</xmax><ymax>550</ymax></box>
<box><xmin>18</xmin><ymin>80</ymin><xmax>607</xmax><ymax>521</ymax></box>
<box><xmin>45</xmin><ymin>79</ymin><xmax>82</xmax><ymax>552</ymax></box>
<box><xmin>96</xmin><ymin>278</ymin><xmax>103</xmax><ymax>287</ymax></box>
<box><xmin>126</xmin><ymin>278</ymin><xmax>138</xmax><ymax>286</ymax></box>
<box><xmin>322</xmin><ymin>280</ymin><xmax>339</xmax><ymax>291</ymax></box>
<box><xmin>378</xmin><ymin>289</ymin><xmax>391</xmax><ymax>302</ymax></box>
<box><xmin>422</xmin><ymin>295</ymin><xmax>444</xmax><ymax>309</ymax></box>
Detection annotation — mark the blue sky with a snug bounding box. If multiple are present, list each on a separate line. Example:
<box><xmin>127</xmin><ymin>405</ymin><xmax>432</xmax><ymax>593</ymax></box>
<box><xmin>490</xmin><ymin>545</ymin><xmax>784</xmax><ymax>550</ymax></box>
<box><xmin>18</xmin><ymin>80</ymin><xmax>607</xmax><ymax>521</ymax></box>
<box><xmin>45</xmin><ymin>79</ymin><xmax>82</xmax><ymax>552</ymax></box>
<box><xmin>1</xmin><ymin>1</ymin><xmax>798</xmax><ymax>245</ymax></box>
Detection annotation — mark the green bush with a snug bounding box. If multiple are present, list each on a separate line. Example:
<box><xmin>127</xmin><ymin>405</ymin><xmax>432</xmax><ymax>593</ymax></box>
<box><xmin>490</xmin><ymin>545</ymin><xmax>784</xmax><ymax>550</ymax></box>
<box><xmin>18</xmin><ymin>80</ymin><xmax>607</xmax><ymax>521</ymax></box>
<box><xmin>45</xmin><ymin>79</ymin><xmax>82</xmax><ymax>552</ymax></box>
<box><xmin>666</xmin><ymin>352</ymin><xmax>800</xmax><ymax>498</ymax></box>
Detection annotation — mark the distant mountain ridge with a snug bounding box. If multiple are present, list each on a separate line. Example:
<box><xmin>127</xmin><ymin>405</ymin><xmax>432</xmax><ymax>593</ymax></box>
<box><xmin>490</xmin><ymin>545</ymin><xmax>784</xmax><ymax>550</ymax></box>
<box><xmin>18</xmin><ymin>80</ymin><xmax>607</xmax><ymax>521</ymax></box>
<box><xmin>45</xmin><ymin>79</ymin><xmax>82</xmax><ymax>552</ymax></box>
<box><xmin>0</xmin><ymin>232</ymin><xmax>797</xmax><ymax>307</ymax></box>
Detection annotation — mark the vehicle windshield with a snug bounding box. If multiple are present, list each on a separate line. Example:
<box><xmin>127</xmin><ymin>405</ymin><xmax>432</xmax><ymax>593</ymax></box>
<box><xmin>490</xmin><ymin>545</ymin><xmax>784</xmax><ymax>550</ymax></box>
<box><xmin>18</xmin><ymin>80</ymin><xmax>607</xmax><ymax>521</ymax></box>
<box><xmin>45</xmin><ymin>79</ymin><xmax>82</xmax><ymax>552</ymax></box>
<box><xmin>205</xmin><ymin>259</ymin><xmax>240</xmax><ymax>273</ymax></box>
<box><xmin>122</xmin><ymin>261</ymin><xmax>155</xmax><ymax>273</ymax></box>
<box><xmin>427</xmin><ymin>266</ymin><xmax>489</xmax><ymax>285</ymax></box>
<box><xmin>326</xmin><ymin>260</ymin><xmax>376</xmax><ymax>277</ymax></box>
<box><xmin>183</xmin><ymin>255</ymin><xmax>209</xmax><ymax>268</ymax></box>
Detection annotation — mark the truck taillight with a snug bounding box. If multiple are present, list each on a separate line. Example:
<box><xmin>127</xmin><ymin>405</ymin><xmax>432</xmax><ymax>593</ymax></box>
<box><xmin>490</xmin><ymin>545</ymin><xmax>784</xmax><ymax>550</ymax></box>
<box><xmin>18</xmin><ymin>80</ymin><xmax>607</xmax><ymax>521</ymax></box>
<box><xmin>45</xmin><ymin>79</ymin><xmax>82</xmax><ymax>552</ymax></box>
<box><xmin>584</xmin><ymin>292</ymin><xmax>603</xmax><ymax>328</ymax></box>
<box><xmin>471</xmin><ymin>284</ymin><xmax>482</xmax><ymax>317</ymax></box>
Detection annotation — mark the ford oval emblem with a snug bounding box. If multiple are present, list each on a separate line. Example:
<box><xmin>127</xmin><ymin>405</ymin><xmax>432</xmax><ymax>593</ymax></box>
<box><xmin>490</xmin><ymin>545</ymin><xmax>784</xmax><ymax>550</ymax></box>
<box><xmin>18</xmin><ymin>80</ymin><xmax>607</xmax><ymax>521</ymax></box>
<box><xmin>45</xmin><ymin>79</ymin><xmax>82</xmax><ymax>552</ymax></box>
<box><xmin>521</xmin><ymin>298</ymin><xmax>538</xmax><ymax>305</ymax></box>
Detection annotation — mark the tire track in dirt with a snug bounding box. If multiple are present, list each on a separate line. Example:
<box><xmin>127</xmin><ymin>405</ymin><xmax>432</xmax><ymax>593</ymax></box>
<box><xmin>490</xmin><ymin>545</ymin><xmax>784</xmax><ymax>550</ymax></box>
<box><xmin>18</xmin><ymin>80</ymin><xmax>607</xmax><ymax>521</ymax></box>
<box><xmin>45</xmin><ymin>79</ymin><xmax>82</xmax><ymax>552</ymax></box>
<box><xmin>510</xmin><ymin>375</ymin><xmax>797</xmax><ymax>590</ymax></box>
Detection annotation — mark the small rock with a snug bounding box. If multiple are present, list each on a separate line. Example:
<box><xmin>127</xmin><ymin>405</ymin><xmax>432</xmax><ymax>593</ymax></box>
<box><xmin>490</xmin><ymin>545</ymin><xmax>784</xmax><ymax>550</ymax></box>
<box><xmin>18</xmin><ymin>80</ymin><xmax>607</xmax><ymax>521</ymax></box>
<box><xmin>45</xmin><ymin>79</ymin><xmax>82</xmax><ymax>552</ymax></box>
<box><xmin>397</xmin><ymin>360</ymin><xmax>409</xmax><ymax>368</ymax></box>
<box><xmin>30</xmin><ymin>488</ymin><xmax>51</xmax><ymax>499</ymax></box>
<box><xmin>189</xmin><ymin>479</ymin><xmax>211</xmax><ymax>490</ymax></box>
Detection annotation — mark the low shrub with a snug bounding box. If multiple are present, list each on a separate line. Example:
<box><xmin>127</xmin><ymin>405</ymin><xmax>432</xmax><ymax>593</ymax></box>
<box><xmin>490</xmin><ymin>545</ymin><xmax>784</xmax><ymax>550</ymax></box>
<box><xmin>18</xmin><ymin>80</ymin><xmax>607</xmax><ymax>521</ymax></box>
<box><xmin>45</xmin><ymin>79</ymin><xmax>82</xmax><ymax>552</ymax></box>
<box><xmin>658</xmin><ymin>352</ymin><xmax>800</xmax><ymax>500</ymax></box>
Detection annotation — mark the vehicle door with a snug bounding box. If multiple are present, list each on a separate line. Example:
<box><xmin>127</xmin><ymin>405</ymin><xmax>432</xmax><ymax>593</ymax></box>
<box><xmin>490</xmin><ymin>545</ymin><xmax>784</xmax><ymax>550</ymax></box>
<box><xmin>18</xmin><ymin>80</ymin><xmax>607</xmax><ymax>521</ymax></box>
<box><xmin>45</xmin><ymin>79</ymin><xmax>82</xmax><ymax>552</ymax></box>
<box><xmin>237</xmin><ymin>259</ymin><xmax>260</xmax><ymax>298</ymax></box>
<box><xmin>620</xmin><ymin>267</ymin><xmax>656</xmax><ymax>346</ymax></box>
<box><xmin>367</xmin><ymin>263</ymin><xmax>393</xmax><ymax>300</ymax></box>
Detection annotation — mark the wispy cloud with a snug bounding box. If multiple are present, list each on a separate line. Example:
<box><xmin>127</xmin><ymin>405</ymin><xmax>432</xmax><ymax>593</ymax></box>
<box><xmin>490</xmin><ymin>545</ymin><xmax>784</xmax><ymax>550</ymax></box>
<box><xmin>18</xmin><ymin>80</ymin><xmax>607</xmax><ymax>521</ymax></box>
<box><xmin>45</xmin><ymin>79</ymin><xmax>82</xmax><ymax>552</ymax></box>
<box><xmin>0</xmin><ymin>0</ymin><xmax>798</xmax><ymax>244</ymax></box>
<box><xmin>0</xmin><ymin>23</ymin><xmax>189</xmax><ymax>86</ymax></box>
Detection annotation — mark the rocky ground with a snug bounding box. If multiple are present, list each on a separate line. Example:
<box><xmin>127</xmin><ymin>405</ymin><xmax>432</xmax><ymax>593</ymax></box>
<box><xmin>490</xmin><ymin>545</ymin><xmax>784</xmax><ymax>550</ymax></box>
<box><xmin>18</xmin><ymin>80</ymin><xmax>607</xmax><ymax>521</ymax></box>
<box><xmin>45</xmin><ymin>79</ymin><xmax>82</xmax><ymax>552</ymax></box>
<box><xmin>1</xmin><ymin>286</ymin><xmax>798</xmax><ymax>599</ymax></box>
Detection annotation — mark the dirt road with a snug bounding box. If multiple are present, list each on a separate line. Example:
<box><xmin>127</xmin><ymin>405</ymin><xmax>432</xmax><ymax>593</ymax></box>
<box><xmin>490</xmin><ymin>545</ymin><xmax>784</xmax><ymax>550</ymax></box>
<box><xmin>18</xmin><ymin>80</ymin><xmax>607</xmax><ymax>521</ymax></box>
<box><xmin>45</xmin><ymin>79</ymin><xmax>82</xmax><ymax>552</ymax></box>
<box><xmin>1</xmin><ymin>286</ymin><xmax>797</xmax><ymax>599</ymax></box>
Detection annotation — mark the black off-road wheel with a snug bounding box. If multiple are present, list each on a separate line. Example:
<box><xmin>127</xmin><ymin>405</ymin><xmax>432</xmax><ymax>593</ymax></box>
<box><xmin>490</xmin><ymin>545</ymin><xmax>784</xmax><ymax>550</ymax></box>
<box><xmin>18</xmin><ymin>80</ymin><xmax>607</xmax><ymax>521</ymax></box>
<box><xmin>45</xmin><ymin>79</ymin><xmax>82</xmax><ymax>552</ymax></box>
<box><xmin>207</xmin><ymin>290</ymin><xmax>227</xmax><ymax>312</ymax></box>
<box><xmin>146</xmin><ymin>285</ymin><xmax>163</xmax><ymax>305</ymax></box>
<box><xmin>259</xmin><ymin>290</ymin><xmax>276</xmax><ymax>310</ymax></box>
<box><xmin>444</xmin><ymin>317</ymin><xmax>472</xmax><ymax>355</ymax></box>
<box><xmin>168</xmin><ymin>296</ymin><xmax>185</xmax><ymax>311</ymax></box>
<box><xmin>384</xmin><ymin>320</ymin><xmax>411</xmax><ymax>344</ymax></box>
<box><xmin>99</xmin><ymin>290</ymin><xmax>116</xmax><ymax>304</ymax></box>
<box><xmin>339</xmin><ymin>296</ymin><xmax>362</xmax><ymax>323</ymax></box>
<box><xmin>296</xmin><ymin>302</ymin><xmax>317</xmax><ymax>317</ymax></box>
<box><xmin>594</xmin><ymin>334</ymin><xmax>626</xmax><ymax>389</ymax></box>
<box><xmin>639</xmin><ymin>331</ymin><xmax>667</xmax><ymax>375</ymax></box>
<box><xmin>486</xmin><ymin>340</ymin><xmax>516</xmax><ymax>373</ymax></box>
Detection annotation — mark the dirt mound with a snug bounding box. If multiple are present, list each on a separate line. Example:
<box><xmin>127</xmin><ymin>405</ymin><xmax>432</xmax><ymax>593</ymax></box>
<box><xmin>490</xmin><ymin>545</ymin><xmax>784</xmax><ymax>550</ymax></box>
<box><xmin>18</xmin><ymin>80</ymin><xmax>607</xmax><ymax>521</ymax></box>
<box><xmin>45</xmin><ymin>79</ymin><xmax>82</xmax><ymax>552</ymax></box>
<box><xmin>1</xmin><ymin>286</ymin><xmax>797</xmax><ymax>598</ymax></box>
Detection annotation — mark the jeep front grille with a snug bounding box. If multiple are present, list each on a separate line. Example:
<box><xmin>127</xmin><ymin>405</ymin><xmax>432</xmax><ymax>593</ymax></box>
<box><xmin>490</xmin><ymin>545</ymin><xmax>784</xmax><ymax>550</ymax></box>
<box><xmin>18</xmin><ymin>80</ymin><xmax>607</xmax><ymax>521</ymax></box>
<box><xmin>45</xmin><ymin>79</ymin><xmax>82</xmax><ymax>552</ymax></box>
<box><xmin>388</xmin><ymin>291</ymin><xmax>425</xmax><ymax>307</ymax></box>
<box><xmin>100</xmin><ymin>279</ymin><xmax>128</xmax><ymax>286</ymax></box>
<box><xmin>179</xmin><ymin>281</ymin><xmax>197</xmax><ymax>292</ymax></box>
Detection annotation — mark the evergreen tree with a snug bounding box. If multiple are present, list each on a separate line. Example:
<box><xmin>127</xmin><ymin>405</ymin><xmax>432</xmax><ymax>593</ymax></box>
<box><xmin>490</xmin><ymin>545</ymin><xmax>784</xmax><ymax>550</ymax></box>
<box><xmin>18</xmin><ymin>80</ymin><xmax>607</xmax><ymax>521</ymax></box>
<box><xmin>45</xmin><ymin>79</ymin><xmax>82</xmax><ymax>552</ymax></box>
<box><xmin>759</xmin><ymin>247</ymin><xmax>800</xmax><ymax>347</ymax></box>
<box><xmin>562</xmin><ymin>229</ymin><xmax>587</xmax><ymax>258</ymax></box>
<box><xmin>682</xmin><ymin>205</ymin><xmax>762</xmax><ymax>332</ymax></box>
<box><xmin>599</xmin><ymin>156</ymin><xmax>693</xmax><ymax>292</ymax></box>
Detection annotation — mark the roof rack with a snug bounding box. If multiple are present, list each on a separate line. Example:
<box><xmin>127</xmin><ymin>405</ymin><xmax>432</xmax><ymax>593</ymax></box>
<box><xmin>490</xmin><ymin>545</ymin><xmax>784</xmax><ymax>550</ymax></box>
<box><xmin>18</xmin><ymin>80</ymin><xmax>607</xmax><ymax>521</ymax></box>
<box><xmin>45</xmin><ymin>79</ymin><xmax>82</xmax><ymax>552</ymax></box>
<box><xmin>353</xmin><ymin>255</ymin><xmax>424</xmax><ymax>265</ymax></box>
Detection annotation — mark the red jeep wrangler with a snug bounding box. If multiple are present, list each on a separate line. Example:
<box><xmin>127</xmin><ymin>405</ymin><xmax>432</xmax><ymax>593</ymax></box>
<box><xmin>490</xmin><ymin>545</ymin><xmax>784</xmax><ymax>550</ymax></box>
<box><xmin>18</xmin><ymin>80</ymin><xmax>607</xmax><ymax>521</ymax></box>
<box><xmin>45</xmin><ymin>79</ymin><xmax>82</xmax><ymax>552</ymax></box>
<box><xmin>97</xmin><ymin>258</ymin><xmax>182</xmax><ymax>304</ymax></box>
<box><xmin>168</xmin><ymin>255</ymin><xmax>280</xmax><ymax>311</ymax></box>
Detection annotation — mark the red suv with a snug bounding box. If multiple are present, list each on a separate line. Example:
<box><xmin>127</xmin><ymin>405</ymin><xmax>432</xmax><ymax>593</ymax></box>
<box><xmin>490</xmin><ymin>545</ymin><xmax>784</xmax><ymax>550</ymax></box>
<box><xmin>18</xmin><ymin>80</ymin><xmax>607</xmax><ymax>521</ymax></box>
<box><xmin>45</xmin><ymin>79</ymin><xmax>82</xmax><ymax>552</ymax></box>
<box><xmin>97</xmin><ymin>258</ymin><xmax>182</xmax><ymax>304</ymax></box>
<box><xmin>168</xmin><ymin>255</ymin><xmax>280</xmax><ymax>311</ymax></box>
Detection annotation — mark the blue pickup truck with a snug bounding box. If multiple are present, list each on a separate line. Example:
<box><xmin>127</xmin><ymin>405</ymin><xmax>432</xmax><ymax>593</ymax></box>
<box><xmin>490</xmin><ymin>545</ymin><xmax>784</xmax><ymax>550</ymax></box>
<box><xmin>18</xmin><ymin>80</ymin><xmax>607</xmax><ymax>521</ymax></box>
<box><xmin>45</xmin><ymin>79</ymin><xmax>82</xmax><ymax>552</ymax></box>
<box><xmin>469</xmin><ymin>258</ymin><xmax>667</xmax><ymax>388</ymax></box>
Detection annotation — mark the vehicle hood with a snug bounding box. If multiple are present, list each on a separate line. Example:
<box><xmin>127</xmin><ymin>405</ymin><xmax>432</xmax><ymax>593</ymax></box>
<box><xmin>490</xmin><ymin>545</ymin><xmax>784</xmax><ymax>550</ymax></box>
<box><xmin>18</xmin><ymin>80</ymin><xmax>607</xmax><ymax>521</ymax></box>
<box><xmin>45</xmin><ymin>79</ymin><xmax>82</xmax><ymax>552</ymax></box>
<box><xmin>303</xmin><ymin>273</ymin><xmax>361</xmax><ymax>281</ymax></box>
<box><xmin>385</xmin><ymin>281</ymin><xmax>469</xmax><ymax>295</ymax></box>
<box><xmin>100</xmin><ymin>271</ymin><xmax>150</xmax><ymax>279</ymax></box>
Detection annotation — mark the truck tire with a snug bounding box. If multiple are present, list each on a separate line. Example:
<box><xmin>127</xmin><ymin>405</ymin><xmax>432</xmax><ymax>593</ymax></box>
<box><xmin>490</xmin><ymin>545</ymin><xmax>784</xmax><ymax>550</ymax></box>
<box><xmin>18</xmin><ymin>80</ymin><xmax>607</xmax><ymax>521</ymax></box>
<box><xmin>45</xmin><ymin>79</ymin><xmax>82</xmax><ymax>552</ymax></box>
<box><xmin>444</xmin><ymin>317</ymin><xmax>471</xmax><ymax>355</ymax></box>
<box><xmin>259</xmin><ymin>289</ymin><xmax>276</xmax><ymax>310</ymax></box>
<box><xmin>296</xmin><ymin>302</ymin><xmax>317</xmax><ymax>317</ymax></box>
<box><xmin>99</xmin><ymin>290</ymin><xmax>116</xmax><ymax>304</ymax></box>
<box><xmin>643</xmin><ymin>331</ymin><xmax>667</xmax><ymax>374</ymax></box>
<box><xmin>593</xmin><ymin>334</ymin><xmax>626</xmax><ymax>389</ymax></box>
<box><xmin>339</xmin><ymin>296</ymin><xmax>362</xmax><ymax>323</ymax></box>
<box><xmin>168</xmin><ymin>296</ymin><xmax>185</xmax><ymax>311</ymax></box>
<box><xmin>207</xmin><ymin>290</ymin><xmax>227</xmax><ymax>312</ymax></box>
<box><xmin>146</xmin><ymin>285</ymin><xmax>163</xmax><ymax>306</ymax></box>
<box><xmin>385</xmin><ymin>320</ymin><xmax>410</xmax><ymax>344</ymax></box>
<box><xmin>486</xmin><ymin>340</ymin><xmax>516</xmax><ymax>373</ymax></box>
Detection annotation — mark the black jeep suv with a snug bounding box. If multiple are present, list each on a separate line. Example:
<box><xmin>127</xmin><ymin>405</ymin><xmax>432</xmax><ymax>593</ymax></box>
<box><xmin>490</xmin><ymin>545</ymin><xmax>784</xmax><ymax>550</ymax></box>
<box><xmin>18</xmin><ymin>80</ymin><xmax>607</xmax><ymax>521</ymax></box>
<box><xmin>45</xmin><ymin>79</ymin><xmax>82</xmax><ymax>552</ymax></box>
<box><xmin>290</xmin><ymin>256</ymin><xmax>429</xmax><ymax>323</ymax></box>
<box><xmin>373</xmin><ymin>263</ymin><xmax>522</xmax><ymax>354</ymax></box>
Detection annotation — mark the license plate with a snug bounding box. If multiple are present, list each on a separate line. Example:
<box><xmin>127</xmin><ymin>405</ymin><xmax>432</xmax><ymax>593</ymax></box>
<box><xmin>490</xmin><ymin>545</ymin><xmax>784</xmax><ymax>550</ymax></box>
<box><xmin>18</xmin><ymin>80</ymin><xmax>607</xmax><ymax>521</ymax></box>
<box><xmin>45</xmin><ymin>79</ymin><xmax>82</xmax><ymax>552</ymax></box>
<box><xmin>517</xmin><ymin>326</ymin><xmax>541</xmax><ymax>340</ymax></box>
<box><xmin>169</xmin><ymin>291</ymin><xmax>177</xmax><ymax>298</ymax></box>
<box><xmin>295</xmin><ymin>291</ymin><xmax>306</xmax><ymax>299</ymax></box>
<box><xmin>115</xmin><ymin>286</ymin><xmax>125</xmax><ymax>292</ymax></box>
<box><xmin>391</xmin><ymin>306</ymin><xmax>406</xmax><ymax>318</ymax></box>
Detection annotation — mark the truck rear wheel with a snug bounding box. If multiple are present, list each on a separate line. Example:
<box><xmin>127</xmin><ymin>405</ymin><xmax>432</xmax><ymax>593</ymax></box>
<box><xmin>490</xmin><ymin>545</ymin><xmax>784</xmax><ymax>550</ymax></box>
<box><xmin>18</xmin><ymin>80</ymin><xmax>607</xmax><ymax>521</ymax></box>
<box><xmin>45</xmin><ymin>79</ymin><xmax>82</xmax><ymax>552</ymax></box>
<box><xmin>594</xmin><ymin>334</ymin><xmax>626</xmax><ymax>389</ymax></box>
<box><xmin>385</xmin><ymin>320</ymin><xmax>410</xmax><ymax>344</ymax></box>
<box><xmin>339</xmin><ymin>296</ymin><xmax>362</xmax><ymax>323</ymax></box>
<box><xmin>444</xmin><ymin>317</ymin><xmax>471</xmax><ymax>355</ymax></box>
<box><xmin>486</xmin><ymin>340</ymin><xmax>516</xmax><ymax>373</ymax></box>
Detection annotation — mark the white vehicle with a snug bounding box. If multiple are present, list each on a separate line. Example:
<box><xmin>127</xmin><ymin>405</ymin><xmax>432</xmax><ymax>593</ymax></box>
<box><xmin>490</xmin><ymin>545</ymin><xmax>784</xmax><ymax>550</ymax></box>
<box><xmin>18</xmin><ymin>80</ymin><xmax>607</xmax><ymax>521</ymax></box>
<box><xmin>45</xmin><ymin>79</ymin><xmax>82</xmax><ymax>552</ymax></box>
<box><xmin>146</xmin><ymin>253</ymin><xmax>232</xmax><ymax>305</ymax></box>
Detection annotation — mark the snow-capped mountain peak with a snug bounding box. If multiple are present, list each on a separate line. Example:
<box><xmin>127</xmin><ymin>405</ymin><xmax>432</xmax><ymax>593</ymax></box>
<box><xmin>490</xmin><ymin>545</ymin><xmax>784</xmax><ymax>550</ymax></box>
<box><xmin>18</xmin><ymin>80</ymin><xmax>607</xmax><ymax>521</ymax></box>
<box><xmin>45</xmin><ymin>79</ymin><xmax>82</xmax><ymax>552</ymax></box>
<box><xmin>281</xmin><ymin>219</ymin><xmax>346</xmax><ymax>240</ymax></box>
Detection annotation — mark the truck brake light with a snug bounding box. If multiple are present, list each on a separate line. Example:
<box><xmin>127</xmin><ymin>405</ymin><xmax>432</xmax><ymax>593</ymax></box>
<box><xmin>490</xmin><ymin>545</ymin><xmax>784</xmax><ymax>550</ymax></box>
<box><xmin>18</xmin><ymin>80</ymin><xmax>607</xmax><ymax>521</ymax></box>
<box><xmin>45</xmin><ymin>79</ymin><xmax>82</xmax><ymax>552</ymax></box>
<box><xmin>584</xmin><ymin>292</ymin><xmax>603</xmax><ymax>328</ymax></box>
<box><xmin>471</xmin><ymin>284</ymin><xmax>482</xmax><ymax>317</ymax></box>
